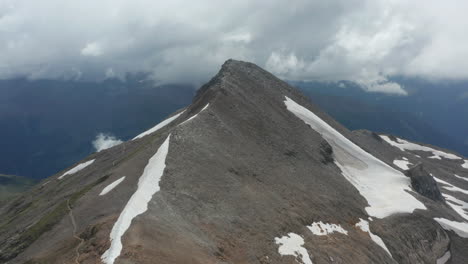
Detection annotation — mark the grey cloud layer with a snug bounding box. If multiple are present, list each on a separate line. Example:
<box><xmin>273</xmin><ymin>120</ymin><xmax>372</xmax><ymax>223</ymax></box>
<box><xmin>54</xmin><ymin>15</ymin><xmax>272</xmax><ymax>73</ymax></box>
<box><xmin>1</xmin><ymin>0</ymin><xmax>467</xmax><ymax>94</ymax></box>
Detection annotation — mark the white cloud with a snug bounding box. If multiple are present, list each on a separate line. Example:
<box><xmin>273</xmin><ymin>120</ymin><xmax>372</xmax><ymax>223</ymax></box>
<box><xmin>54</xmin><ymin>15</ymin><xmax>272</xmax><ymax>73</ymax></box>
<box><xmin>1</xmin><ymin>0</ymin><xmax>468</xmax><ymax>93</ymax></box>
<box><xmin>92</xmin><ymin>133</ymin><xmax>123</xmax><ymax>152</ymax></box>
<box><xmin>81</xmin><ymin>42</ymin><xmax>103</xmax><ymax>57</ymax></box>
<box><xmin>222</xmin><ymin>32</ymin><xmax>252</xmax><ymax>44</ymax></box>
<box><xmin>265</xmin><ymin>52</ymin><xmax>305</xmax><ymax>77</ymax></box>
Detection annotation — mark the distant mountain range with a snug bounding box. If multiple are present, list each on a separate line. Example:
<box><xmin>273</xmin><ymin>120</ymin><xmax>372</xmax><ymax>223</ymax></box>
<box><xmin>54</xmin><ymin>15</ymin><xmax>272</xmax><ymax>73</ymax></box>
<box><xmin>0</xmin><ymin>76</ymin><xmax>194</xmax><ymax>179</ymax></box>
<box><xmin>294</xmin><ymin>79</ymin><xmax>468</xmax><ymax>157</ymax></box>
<box><xmin>0</xmin><ymin>74</ymin><xmax>466</xmax><ymax>180</ymax></box>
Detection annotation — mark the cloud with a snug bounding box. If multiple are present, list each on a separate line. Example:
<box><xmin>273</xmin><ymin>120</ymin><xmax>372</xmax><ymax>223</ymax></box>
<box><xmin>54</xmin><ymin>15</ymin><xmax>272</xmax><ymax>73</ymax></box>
<box><xmin>1</xmin><ymin>0</ymin><xmax>468</xmax><ymax>94</ymax></box>
<box><xmin>92</xmin><ymin>133</ymin><xmax>123</xmax><ymax>152</ymax></box>
<box><xmin>81</xmin><ymin>42</ymin><xmax>103</xmax><ymax>57</ymax></box>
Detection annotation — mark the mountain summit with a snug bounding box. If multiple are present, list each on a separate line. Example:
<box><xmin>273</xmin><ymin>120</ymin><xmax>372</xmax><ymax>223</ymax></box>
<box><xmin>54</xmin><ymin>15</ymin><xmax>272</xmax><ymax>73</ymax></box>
<box><xmin>1</xmin><ymin>60</ymin><xmax>468</xmax><ymax>263</ymax></box>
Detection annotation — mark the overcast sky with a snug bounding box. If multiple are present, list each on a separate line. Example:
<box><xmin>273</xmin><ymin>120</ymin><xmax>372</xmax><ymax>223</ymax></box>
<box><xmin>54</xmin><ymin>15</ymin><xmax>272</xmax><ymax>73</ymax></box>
<box><xmin>1</xmin><ymin>0</ymin><xmax>467</xmax><ymax>94</ymax></box>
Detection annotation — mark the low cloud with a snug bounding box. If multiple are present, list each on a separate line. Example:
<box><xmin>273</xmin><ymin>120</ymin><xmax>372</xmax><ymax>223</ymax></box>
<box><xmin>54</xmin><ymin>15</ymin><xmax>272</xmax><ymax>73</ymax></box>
<box><xmin>81</xmin><ymin>42</ymin><xmax>103</xmax><ymax>57</ymax></box>
<box><xmin>1</xmin><ymin>0</ymin><xmax>468</xmax><ymax>94</ymax></box>
<box><xmin>92</xmin><ymin>133</ymin><xmax>123</xmax><ymax>152</ymax></box>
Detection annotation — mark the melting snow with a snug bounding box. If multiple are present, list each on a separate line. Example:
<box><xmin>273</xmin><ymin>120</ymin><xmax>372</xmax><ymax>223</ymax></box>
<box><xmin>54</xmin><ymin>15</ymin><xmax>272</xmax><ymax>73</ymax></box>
<box><xmin>393</xmin><ymin>159</ymin><xmax>412</xmax><ymax>170</ymax></box>
<box><xmin>442</xmin><ymin>193</ymin><xmax>468</xmax><ymax>221</ymax></box>
<box><xmin>434</xmin><ymin>218</ymin><xmax>468</xmax><ymax>238</ymax></box>
<box><xmin>437</xmin><ymin>250</ymin><xmax>451</xmax><ymax>264</ymax></box>
<box><xmin>433</xmin><ymin>177</ymin><xmax>468</xmax><ymax>195</ymax></box>
<box><xmin>380</xmin><ymin>135</ymin><xmax>461</xmax><ymax>160</ymax></box>
<box><xmin>180</xmin><ymin>103</ymin><xmax>209</xmax><ymax>125</ymax></box>
<box><xmin>275</xmin><ymin>233</ymin><xmax>313</xmax><ymax>264</ymax></box>
<box><xmin>307</xmin><ymin>222</ymin><xmax>348</xmax><ymax>236</ymax></box>
<box><xmin>284</xmin><ymin>97</ymin><xmax>426</xmax><ymax>218</ymax></box>
<box><xmin>99</xmin><ymin>176</ymin><xmax>126</xmax><ymax>196</ymax></box>
<box><xmin>355</xmin><ymin>218</ymin><xmax>392</xmax><ymax>256</ymax></box>
<box><xmin>101</xmin><ymin>135</ymin><xmax>171</xmax><ymax>264</ymax></box>
<box><xmin>463</xmin><ymin>160</ymin><xmax>468</xmax><ymax>169</ymax></box>
<box><xmin>454</xmin><ymin>174</ymin><xmax>468</xmax><ymax>182</ymax></box>
<box><xmin>133</xmin><ymin>111</ymin><xmax>185</xmax><ymax>140</ymax></box>
<box><xmin>58</xmin><ymin>159</ymin><xmax>95</xmax><ymax>180</ymax></box>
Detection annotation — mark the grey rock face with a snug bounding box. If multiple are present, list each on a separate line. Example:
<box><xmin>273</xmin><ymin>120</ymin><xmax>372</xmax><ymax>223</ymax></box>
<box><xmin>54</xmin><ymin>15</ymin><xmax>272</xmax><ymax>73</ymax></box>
<box><xmin>0</xmin><ymin>59</ymin><xmax>467</xmax><ymax>264</ymax></box>
<box><xmin>406</xmin><ymin>163</ymin><xmax>445</xmax><ymax>201</ymax></box>
<box><xmin>319</xmin><ymin>139</ymin><xmax>334</xmax><ymax>164</ymax></box>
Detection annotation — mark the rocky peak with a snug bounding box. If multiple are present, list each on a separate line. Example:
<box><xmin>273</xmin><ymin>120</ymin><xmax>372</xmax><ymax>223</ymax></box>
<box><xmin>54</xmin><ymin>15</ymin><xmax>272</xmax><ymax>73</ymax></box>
<box><xmin>1</xmin><ymin>60</ymin><xmax>467</xmax><ymax>264</ymax></box>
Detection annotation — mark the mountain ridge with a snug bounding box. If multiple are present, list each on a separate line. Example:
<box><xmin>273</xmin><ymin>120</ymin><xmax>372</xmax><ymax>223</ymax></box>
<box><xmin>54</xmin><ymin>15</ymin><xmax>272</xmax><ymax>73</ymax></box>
<box><xmin>1</xmin><ymin>60</ymin><xmax>468</xmax><ymax>263</ymax></box>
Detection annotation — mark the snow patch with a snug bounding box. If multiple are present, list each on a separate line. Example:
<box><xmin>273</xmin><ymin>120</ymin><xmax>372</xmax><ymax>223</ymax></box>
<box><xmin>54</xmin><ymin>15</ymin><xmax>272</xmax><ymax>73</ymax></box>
<box><xmin>434</xmin><ymin>218</ymin><xmax>468</xmax><ymax>238</ymax></box>
<box><xmin>380</xmin><ymin>135</ymin><xmax>461</xmax><ymax>160</ymax></box>
<box><xmin>307</xmin><ymin>222</ymin><xmax>348</xmax><ymax>236</ymax></box>
<box><xmin>275</xmin><ymin>233</ymin><xmax>313</xmax><ymax>264</ymax></box>
<box><xmin>93</xmin><ymin>133</ymin><xmax>123</xmax><ymax>152</ymax></box>
<box><xmin>434</xmin><ymin>174</ymin><xmax>468</xmax><ymax>220</ymax></box>
<box><xmin>180</xmin><ymin>104</ymin><xmax>209</xmax><ymax>125</ymax></box>
<box><xmin>433</xmin><ymin>176</ymin><xmax>468</xmax><ymax>195</ymax></box>
<box><xmin>393</xmin><ymin>159</ymin><xmax>412</xmax><ymax>170</ymax></box>
<box><xmin>284</xmin><ymin>97</ymin><xmax>426</xmax><ymax>218</ymax></box>
<box><xmin>99</xmin><ymin>176</ymin><xmax>126</xmax><ymax>196</ymax></box>
<box><xmin>454</xmin><ymin>174</ymin><xmax>468</xmax><ymax>182</ymax></box>
<box><xmin>437</xmin><ymin>250</ymin><xmax>451</xmax><ymax>264</ymax></box>
<box><xmin>443</xmin><ymin>193</ymin><xmax>468</xmax><ymax>221</ymax></box>
<box><xmin>133</xmin><ymin>111</ymin><xmax>185</xmax><ymax>140</ymax></box>
<box><xmin>463</xmin><ymin>160</ymin><xmax>468</xmax><ymax>169</ymax></box>
<box><xmin>355</xmin><ymin>218</ymin><xmax>392</xmax><ymax>256</ymax></box>
<box><xmin>101</xmin><ymin>135</ymin><xmax>171</xmax><ymax>264</ymax></box>
<box><xmin>58</xmin><ymin>159</ymin><xmax>95</xmax><ymax>180</ymax></box>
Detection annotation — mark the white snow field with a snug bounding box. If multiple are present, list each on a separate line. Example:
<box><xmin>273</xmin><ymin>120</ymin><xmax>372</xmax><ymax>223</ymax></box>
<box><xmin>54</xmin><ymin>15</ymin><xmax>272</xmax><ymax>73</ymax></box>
<box><xmin>180</xmin><ymin>103</ymin><xmax>209</xmax><ymax>125</ymax></box>
<box><xmin>99</xmin><ymin>176</ymin><xmax>126</xmax><ymax>196</ymax></box>
<box><xmin>442</xmin><ymin>193</ymin><xmax>468</xmax><ymax>221</ymax></box>
<box><xmin>436</xmin><ymin>250</ymin><xmax>451</xmax><ymax>264</ymax></box>
<box><xmin>433</xmin><ymin>177</ymin><xmax>468</xmax><ymax>195</ymax></box>
<box><xmin>380</xmin><ymin>135</ymin><xmax>461</xmax><ymax>160</ymax></box>
<box><xmin>463</xmin><ymin>160</ymin><xmax>468</xmax><ymax>169</ymax></box>
<box><xmin>454</xmin><ymin>174</ymin><xmax>468</xmax><ymax>182</ymax></box>
<box><xmin>284</xmin><ymin>97</ymin><xmax>426</xmax><ymax>218</ymax></box>
<box><xmin>58</xmin><ymin>159</ymin><xmax>95</xmax><ymax>180</ymax></box>
<box><xmin>393</xmin><ymin>159</ymin><xmax>412</xmax><ymax>170</ymax></box>
<box><xmin>355</xmin><ymin>218</ymin><xmax>392</xmax><ymax>256</ymax></box>
<box><xmin>275</xmin><ymin>233</ymin><xmax>313</xmax><ymax>264</ymax></box>
<box><xmin>133</xmin><ymin>111</ymin><xmax>185</xmax><ymax>140</ymax></box>
<box><xmin>102</xmin><ymin>135</ymin><xmax>171</xmax><ymax>264</ymax></box>
<box><xmin>307</xmin><ymin>222</ymin><xmax>348</xmax><ymax>236</ymax></box>
<box><xmin>434</xmin><ymin>218</ymin><xmax>468</xmax><ymax>238</ymax></box>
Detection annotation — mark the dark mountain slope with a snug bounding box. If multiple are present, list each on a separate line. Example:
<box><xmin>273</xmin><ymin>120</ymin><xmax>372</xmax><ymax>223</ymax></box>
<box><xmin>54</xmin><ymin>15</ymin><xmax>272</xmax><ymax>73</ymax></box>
<box><xmin>0</xmin><ymin>60</ymin><xmax>467</xmax><ymax>264</ymax></box>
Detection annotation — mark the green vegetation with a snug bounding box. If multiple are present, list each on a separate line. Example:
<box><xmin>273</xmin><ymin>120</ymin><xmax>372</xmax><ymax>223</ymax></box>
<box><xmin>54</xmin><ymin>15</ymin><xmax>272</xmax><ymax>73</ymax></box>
<box><xmin>0</xmin><ymin>174</ymin><xmax>36</xmax><ymax>202</ymax></box>
<box><xmin>0</xmin><ymin>174</ymin><xmax>109</xmax><ymax>262</ymax></box>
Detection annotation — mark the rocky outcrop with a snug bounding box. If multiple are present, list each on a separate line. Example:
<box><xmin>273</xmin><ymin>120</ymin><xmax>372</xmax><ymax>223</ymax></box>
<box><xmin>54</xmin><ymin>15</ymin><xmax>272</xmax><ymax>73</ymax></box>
<box><xmin>319</xmin><ymin>139</ymin><xmax>334</xmax><ymax>164</ymax></box>
<box><xmin>405</xmin><ymin>163</ymin><xmax>444</xmax><ymax>201</ymax></box>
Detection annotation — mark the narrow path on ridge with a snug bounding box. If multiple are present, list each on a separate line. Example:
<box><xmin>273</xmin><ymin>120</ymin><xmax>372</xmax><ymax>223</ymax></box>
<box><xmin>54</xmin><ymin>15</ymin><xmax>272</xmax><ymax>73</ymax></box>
<box><xmin>67</xmin><ymin>199</ymin><xmax>84</xmax><ymax>264</ymax></box>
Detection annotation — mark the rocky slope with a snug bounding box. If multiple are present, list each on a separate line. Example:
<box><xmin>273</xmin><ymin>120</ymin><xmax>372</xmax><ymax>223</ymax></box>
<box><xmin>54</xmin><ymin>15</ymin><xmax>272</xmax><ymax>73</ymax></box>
<box><xmin>1</xmin><ymin>60</ymin><xmax>468</xmax><ymax>264</ymax></box>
